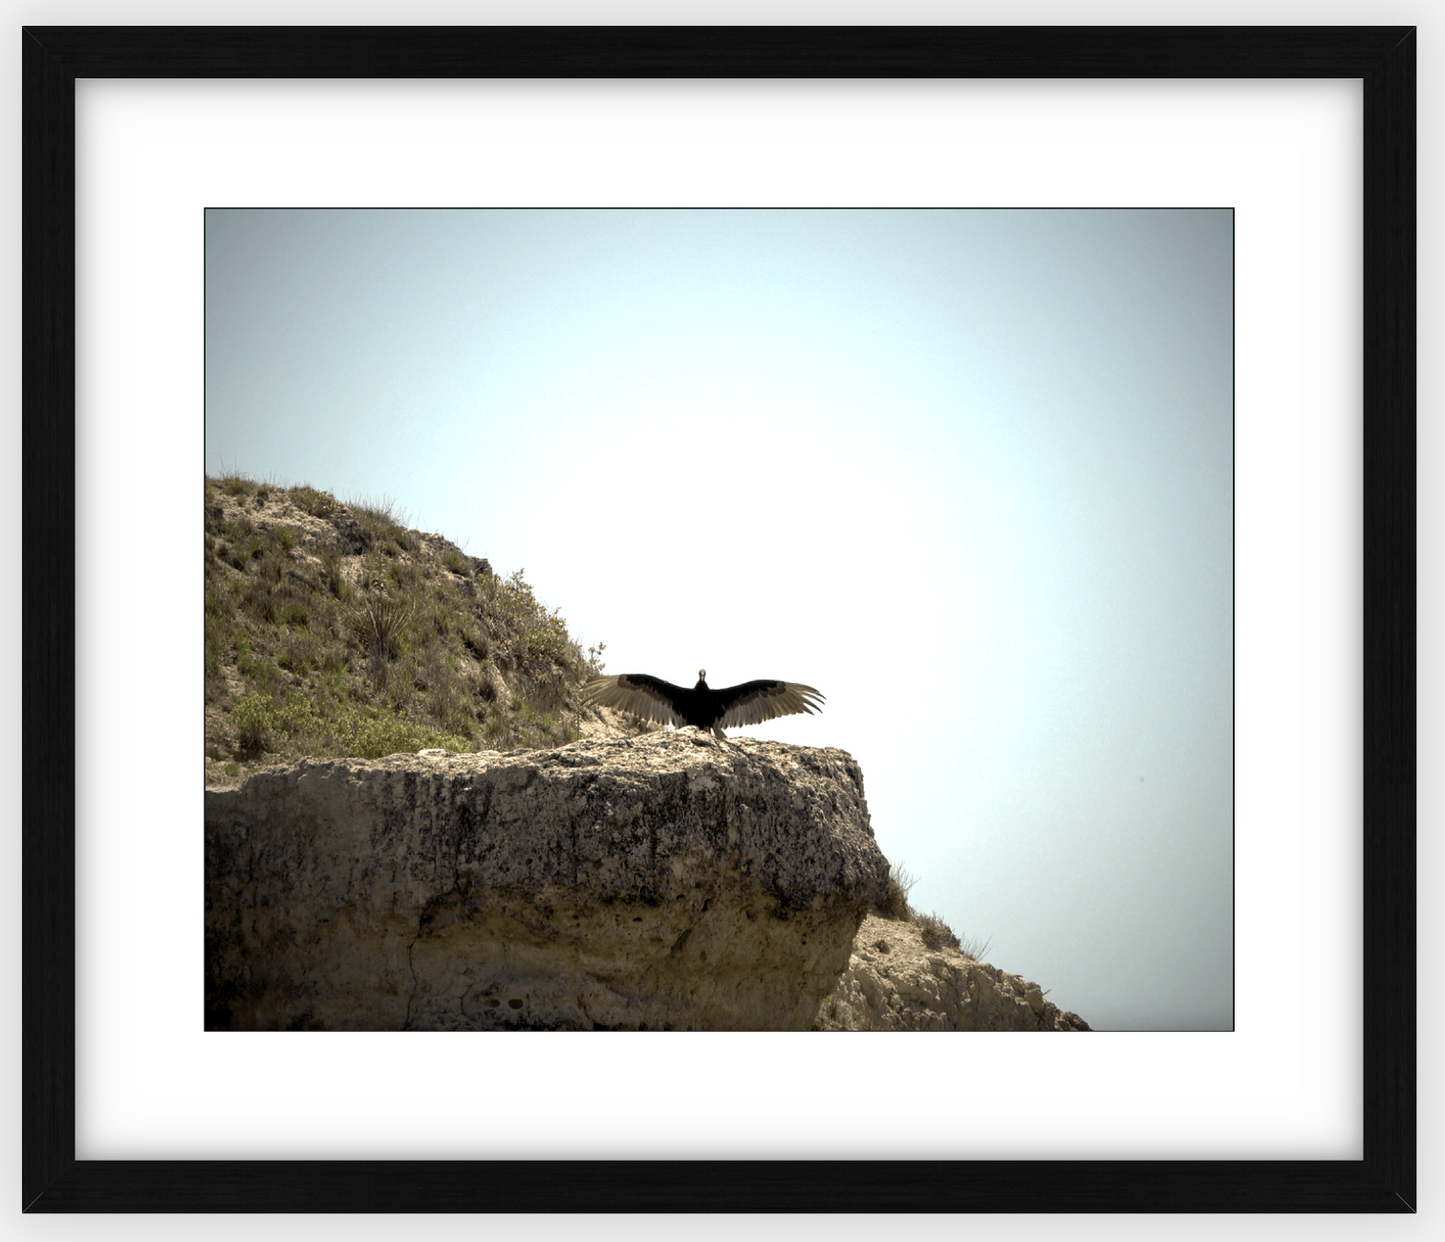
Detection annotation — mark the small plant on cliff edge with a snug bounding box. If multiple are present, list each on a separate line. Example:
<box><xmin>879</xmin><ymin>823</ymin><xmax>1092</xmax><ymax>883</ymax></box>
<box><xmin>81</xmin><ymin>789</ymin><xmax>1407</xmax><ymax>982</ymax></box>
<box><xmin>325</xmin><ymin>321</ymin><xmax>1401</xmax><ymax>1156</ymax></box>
<box><xmin>958</xmin><ymin>933</ymin><xmax>994</xmax><ymax>963</ymax></box>
<box><xmin>875</xmin><ymin>862</ymin><xmax>917</xmax><ymax>921</ymax></box>
<box><xmin>914</xmin><ymin>912</ymin><xmax>962</xmax><ymax>953</ymax></box>
<box><xmin>874</xmin><ymin>860</ymin><xmax>977</xmax><ymax>958</ymax></box>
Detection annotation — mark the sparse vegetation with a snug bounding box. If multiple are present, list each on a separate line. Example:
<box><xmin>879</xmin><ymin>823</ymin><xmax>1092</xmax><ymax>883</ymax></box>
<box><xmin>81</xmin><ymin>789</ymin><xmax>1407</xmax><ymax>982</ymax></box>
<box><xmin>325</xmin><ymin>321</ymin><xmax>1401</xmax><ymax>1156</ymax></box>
<box><xmin>205</xmin><ymin>472</ymin><xmax>612</xmax><ymax>777</ymax></box>
<box><xmin>346</xmin><ymin>579</ymin><xmax>413</xmax><ymax>663</ymax></box>
<box><xmin>873</xmin><ymin>861</ymin><xmax>985</xmax><ymax>960</ymax></box>
<box><xmin>874</xmin><ymin>862</ymin><xmax>917</xmax><ymax>922</ymax></box>
<box><xmin>292</xmin><ymin>485</ymin><xmax>339</xmax><ymax>518</ymax></box>
<box><xmin>957</xmin><ymin>933</ymin><xmax>993</xmax><ymax>963</ymax></box>
<box><xmin>914</xmin><ymin>912</ymin><xmax>962</xmax><ymax>953</ymax></box>
<box><xmin>347</xmin><ymin>492</ymin><xmax>409</xmax><ymax>541</ymax></box>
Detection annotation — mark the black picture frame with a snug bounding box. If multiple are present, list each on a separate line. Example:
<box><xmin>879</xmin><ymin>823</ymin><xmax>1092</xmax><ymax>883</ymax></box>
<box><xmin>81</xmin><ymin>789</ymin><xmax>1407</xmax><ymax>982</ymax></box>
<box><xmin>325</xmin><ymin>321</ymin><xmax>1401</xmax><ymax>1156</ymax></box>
<box><xmin>21</xmin><ymin>26</ymin><xmax>1415</xmax><ymax>1214</ymax></box>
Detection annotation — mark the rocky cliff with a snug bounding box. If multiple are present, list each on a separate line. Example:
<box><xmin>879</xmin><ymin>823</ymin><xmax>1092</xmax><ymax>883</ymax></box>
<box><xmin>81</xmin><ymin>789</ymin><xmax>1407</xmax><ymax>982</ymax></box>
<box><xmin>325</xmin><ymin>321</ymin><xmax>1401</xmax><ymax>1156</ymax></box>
<box><xmin>815</xmin><ymin>914</ymin><xmax>1091</xmax><ymax>1031</ymax></box>
<box><xmin>205</xmin><ymin>731</ymin><xmax>891</xmax><ymax>1031</ymax></box>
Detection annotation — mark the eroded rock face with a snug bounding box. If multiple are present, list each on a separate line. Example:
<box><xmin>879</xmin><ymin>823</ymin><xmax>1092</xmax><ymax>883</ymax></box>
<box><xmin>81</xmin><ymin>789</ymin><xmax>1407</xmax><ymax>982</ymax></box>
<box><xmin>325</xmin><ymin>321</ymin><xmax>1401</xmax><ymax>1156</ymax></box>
<box><xmin>206</xmin><ymin>731</ymin><xmax>890</xmax><ymax>1031</ymax></box>
<box><xmin>814</xmin><ymin>915</ymin><xmax>1091</xmax><ymax>1031</ymax></box>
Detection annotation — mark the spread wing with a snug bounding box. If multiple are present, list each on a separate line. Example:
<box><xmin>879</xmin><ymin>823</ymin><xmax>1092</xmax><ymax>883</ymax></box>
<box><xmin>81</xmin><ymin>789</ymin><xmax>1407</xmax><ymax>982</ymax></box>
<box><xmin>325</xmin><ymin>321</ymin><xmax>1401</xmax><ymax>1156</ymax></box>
<box><xmin>713</xmin><ymin>681</ymin><xmax>825</xmax><ymax>730</ymax></box>
<box><xmin>581</xmin><ymin>674</ymin><xmax>687</xmax><ymax>728</ymax></box>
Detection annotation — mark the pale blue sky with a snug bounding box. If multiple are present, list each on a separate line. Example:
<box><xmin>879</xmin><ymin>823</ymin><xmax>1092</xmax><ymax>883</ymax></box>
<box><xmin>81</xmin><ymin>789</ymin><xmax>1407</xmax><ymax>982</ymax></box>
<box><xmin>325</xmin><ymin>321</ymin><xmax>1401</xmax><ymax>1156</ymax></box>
<box><xmin>206</xmin><ymin>208</ymin><xmax>1233</xmax><ymax>1030</ymax></box>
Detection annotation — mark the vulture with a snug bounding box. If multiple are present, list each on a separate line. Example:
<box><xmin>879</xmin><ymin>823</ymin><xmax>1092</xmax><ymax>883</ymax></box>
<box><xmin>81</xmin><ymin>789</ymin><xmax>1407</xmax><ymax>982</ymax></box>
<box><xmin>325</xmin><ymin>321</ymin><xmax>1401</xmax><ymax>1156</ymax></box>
<box><xmin>582</xmin><ymin>668</ymin><xmax>824</xmax><ymax>739</ymax></box>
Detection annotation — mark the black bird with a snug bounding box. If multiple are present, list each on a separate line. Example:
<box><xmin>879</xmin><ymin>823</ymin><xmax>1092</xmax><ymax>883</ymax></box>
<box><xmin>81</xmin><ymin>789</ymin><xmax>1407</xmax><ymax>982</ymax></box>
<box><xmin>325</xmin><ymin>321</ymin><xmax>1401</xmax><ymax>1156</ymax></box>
<box><xmin>582</xmin><ymin>668</ymin><xmax>824</xmax><ymax>739</ymax></box>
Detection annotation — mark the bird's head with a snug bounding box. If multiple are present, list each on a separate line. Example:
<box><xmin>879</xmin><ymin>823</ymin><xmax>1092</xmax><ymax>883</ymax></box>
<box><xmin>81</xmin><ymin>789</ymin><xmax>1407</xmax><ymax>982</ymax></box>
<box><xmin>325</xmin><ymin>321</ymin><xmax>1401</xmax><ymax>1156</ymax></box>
<box><xmin>698</xmin><ymin>668</ymin><xmax>707</xmax><ymax>681</ymax></box>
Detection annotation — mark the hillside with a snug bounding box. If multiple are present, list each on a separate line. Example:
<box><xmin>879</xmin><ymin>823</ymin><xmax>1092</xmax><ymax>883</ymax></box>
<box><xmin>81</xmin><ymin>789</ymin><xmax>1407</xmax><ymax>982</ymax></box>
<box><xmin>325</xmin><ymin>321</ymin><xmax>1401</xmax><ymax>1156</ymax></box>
<box><xmin>203</xmin><ymin>473</ymin><xmax>648</xmax><ymax>788</ymax></box>
<box><xmin>202</xmin><ymin>473</ymin><xmax>1086</xmax><ymax>1029</ymax></box>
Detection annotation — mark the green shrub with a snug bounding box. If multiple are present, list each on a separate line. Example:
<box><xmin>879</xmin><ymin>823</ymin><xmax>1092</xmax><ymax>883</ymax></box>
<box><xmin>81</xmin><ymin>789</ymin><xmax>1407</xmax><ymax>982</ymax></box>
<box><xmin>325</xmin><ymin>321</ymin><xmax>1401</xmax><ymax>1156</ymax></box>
<box><xmin>231</xmin><ymin>691</ymin><xmax>332</xmax><ymax>754</ymax></box>
<box><xmin>343</xmin><ymin>711</ymin><xmax>469</xmax><ymax>759</ymax></box>
<box><xmin>231</xmin><ymin>691</ymin><xmax>274</xmax><ymax>752</ymax></box>
<box><xmin>523</xmin><ymin>626</ymin><xmax>570</xmax><ymax>665</ymax></box>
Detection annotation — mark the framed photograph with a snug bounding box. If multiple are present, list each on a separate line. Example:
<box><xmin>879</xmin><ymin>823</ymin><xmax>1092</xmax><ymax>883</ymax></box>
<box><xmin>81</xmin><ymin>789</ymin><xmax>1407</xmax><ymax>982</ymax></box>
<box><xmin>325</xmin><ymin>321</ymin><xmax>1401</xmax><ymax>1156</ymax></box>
<box><xmin>22</xmin><ymin>26</ymin><xmax>1414</xmax><ymax>1213</ymax></box>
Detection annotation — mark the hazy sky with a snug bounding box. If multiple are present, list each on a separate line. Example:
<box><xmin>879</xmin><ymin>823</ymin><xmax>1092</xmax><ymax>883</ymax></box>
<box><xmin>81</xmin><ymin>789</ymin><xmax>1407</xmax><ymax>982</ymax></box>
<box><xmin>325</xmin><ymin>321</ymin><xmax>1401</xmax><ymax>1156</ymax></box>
<box><xmin>205</xmin><ymin>208</ymin><xmax>1233</xmax><ymax>1031</ymax></box>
